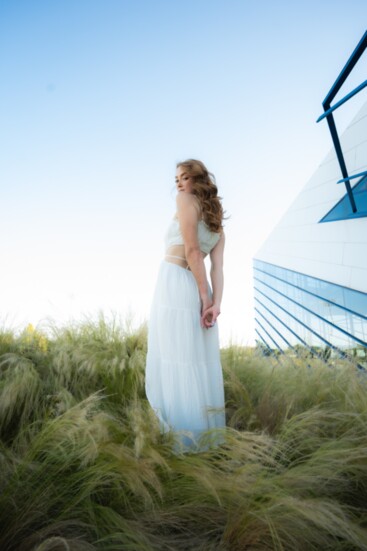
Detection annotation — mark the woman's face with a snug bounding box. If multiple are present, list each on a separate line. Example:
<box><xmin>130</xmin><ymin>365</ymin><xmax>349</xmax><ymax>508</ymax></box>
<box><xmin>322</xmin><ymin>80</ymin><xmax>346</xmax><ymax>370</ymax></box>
<box><xmin>175</xmin><ymin>166</ymin><xmax>194</xmax><ymax>193</ymax></box>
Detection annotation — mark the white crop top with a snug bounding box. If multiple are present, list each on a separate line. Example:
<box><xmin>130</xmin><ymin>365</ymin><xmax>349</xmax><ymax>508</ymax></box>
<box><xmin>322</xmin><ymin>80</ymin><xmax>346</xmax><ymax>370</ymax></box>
<box><xmin>165</xmin><ymin>218</ymin><xmax>221</xmax><ymax>255</ymax></box>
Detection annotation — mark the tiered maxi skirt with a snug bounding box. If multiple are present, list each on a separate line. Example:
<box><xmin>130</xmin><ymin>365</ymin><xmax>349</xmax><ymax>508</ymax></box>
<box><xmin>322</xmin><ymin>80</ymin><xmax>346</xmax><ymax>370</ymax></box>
<box><xmin>145</xmin><ymin>260</ymin><xmax>226</xmax><ymax>452</ymax></box>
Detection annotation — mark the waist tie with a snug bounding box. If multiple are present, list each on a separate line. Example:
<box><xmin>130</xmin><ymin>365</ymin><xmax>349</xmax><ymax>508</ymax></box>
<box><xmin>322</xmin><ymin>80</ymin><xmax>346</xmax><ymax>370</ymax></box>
<box><xmin>165</xmin><ymin>254</ymin><xmax>191</xmax><ymax>270</ymax></box>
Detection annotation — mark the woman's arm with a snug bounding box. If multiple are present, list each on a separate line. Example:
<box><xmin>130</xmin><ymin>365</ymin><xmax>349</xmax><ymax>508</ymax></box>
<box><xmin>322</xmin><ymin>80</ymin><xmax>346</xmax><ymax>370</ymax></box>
<box><xmin>202</xmin><ymin>232</ymin><xmax>225</xmax><ymax>328</ymax></box>
<box><xmin>176</xmin><ymin>193</ymin><xmax>212</xmax><ymax>320</ymax></box>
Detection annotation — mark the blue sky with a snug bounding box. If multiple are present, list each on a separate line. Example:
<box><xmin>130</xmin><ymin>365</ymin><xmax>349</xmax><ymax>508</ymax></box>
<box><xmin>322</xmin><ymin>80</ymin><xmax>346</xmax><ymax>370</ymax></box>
<box><xmin>1</xmin><ymin>0</ymin><xmax>366</xmax><ymax>344</ymax></box>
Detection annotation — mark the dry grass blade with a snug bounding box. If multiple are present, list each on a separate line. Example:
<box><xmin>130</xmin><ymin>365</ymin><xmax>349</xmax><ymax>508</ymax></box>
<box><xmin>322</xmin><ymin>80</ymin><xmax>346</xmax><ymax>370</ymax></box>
<box><xmin>0</xmin><ymin>321</ymin><xmax>366</xmax><ymax>550</ymax></box>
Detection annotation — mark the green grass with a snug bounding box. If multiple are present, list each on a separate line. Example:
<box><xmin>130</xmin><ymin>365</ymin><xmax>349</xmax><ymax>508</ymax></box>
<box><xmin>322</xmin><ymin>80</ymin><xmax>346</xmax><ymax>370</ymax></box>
<box><xmin>0</xmin><ymin>317</ymin><xmax>366</xmax><ymax>550</ymax></box>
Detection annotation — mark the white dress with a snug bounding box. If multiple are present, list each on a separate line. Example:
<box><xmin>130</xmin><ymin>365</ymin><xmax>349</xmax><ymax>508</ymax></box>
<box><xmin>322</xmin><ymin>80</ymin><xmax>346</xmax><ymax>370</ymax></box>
<box><xmin>145</xmin><ymin>217</ymin><xmax>226</xmax><ymax>452</ymax></box>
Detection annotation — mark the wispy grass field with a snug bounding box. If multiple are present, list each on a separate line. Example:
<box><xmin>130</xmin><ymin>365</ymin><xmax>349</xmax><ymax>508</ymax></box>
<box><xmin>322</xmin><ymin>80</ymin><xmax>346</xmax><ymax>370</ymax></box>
<box><xmin>0</xmin><ymin>317</ymin><xmax>366</xmax><ymax>550</ymax></box>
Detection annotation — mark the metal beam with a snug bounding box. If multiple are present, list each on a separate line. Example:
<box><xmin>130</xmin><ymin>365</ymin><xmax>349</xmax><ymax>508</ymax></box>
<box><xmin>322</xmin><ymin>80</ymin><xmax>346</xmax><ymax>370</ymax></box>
<box><xmin>322</xmin><ymin>30</ymin><xmax>367</xmax><ymax>107</ymax></box>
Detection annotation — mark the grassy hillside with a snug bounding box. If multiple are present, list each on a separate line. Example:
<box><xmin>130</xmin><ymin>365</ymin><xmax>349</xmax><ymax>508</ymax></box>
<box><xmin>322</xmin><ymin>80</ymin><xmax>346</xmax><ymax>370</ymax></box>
<box><xmin>0</xmin><ymin>318</ymin><xmax>366</xmax><ymax>550</ymax></box>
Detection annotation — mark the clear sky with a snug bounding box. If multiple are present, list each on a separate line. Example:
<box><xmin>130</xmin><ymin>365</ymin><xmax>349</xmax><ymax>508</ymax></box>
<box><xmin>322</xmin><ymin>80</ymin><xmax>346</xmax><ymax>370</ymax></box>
<box><xmin>1</xmin><ymin>0</ymin><xmax>366</xmax><ymax>345</ymax></box>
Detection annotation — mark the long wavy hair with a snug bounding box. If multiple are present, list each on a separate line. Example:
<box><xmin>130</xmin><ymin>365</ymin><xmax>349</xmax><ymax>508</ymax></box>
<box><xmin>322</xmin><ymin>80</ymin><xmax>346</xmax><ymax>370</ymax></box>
<box><xmin>176</xmin><ymin>159</ymin><xmax>224</xmax><ymax>232</ymax></box>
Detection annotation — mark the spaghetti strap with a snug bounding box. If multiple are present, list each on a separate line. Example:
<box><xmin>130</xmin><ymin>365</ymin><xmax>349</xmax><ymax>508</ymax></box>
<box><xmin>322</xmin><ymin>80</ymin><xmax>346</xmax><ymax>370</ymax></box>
<box><xmin>165</xmin><ymin>254</ymin><xmax>191</xmax><ymax>270</ymax></box>
<box><xmin>165</xmin><ymin>254</ymin><xmax>186</xmax><ymax>261</ymax></box>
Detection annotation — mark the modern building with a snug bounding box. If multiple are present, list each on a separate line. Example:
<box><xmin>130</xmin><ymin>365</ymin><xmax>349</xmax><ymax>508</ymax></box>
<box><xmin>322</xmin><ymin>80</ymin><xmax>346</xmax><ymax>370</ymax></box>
<box><xmin>253</xmin><ymin>32</ymin><xmax>367</xmax><ymax>367</ymax></box>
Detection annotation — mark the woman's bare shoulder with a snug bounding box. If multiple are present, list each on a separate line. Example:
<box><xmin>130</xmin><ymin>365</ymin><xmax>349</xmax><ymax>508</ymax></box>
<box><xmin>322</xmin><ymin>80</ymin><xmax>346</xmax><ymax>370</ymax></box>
<box><xmin>176</xmin><ymin>192</ymin><xmax>200</xmax><ymax>214</ymax></box>
<box><xmin>176</xmin><ymin>191</ymin><xmax>195</xmax><ymax>205</ymax></box>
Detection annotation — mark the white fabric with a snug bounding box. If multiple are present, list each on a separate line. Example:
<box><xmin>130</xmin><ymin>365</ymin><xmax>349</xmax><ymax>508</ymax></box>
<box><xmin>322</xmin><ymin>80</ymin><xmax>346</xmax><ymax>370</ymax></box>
<box><xmin>145</xmin><ymin>260</ymin><xmax>226</xmax><ymax>453</ymax></box>
<box><xmin>165</xmin><ymin>218</ymin><xmax>221</xmax><ymax>254</ymax></box>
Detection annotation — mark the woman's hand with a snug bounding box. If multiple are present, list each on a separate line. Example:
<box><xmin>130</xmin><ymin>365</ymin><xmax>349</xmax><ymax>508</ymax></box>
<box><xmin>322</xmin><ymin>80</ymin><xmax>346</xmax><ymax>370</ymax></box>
<box><xmin>201</xmin><ymin>303</ymin><xmax>221</xmax><ymax>329</ymax></box>
<box><xmin>200</xmin><ymin>295</ymin><xmax>212</xmax><ymax>328</ymax></box>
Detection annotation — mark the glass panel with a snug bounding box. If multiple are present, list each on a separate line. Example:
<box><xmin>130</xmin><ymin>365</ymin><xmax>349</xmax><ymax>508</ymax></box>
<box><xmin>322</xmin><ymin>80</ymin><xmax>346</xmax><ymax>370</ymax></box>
<box><xmin>254</xmin><ymin>274</ymin><xmax>367</xmax><ymax>343</ymax></box>
<box><xmin>320</xmin><ymin>175</ymin><xmax>367</xmax><ymax>222</ymax></box>
<box><xmin>253</xmin><ymin>260</ymin><xmax>367</xmax><ymax>355</ymax></box>
<box><xmin>254</xmin><ymin>259</ymin><xmax>367</xmax><ymax>319</ymax></box>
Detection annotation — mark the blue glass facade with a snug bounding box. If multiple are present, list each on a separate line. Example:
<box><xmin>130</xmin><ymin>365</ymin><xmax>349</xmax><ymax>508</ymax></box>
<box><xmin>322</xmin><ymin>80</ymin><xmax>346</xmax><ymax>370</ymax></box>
<box><xmin>320</xmin><ymin>174</ymin><xmax>367</xmax><ymax>222</ymax></box>
<box><xmin>253</xmin><ymin>260</ymin><xmax>367</xmax><ymax>366</ymax></box>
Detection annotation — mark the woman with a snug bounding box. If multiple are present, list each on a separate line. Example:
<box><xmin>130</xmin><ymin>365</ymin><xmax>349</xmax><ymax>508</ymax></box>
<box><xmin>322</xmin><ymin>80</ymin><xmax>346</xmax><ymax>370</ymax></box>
<box><xmin>145</xmin><ymin>159</ymin><xmax>226</xmax><ymax>452</ymax></box>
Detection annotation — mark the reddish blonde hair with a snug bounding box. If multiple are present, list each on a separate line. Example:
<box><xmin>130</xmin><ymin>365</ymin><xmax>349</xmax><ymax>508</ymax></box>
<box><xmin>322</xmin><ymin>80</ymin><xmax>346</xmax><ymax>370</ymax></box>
<box><xmin>176</xmin><ymin>159</ymin><xmax>224</xmax><ymax>232</ymax></box>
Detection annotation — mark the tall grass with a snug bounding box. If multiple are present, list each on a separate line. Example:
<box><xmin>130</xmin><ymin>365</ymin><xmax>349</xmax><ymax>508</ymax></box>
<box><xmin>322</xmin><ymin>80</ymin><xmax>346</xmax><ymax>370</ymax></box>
<box><xmin>0</xmin><ymin>317</ymin><xmax>366</xmax><ymax>550</ymax></box>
